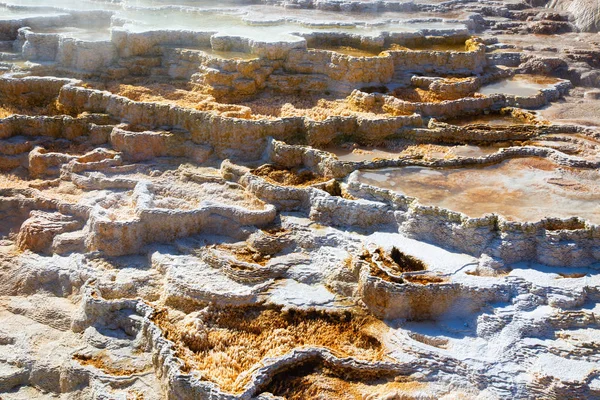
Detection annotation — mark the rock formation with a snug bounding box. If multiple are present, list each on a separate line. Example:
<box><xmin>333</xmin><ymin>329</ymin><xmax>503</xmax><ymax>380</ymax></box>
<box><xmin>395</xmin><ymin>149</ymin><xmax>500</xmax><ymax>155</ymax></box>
<box><xmin>0</xmin><ymin>0</ymin><xmax>599</xmax><ymax>399</ymax></box>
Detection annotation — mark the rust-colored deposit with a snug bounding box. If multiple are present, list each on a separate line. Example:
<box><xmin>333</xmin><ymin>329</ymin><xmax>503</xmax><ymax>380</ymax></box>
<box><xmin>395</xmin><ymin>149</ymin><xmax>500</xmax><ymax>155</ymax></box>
<box><xmin>152</xmin><ymin>306</ymin><xmax>387</xmax><ymax>393</ymax></box>
<box><xmin>252</xmin><ymin>165</ymin><xmax>329</xmax><ymax>187</ymax></box>
<box><xmin>73</xmin><ymin>353</ymin><xmax>149</xmax><ymax>376</ymax></box>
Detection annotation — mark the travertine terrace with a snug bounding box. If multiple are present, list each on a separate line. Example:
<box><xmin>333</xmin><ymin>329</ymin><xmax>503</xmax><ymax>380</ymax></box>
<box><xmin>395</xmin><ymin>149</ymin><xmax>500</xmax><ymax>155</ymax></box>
<box><xmin>0</xmin><ymin>0</ymin><xmax>599</xmax><ymax>398</ymax></box>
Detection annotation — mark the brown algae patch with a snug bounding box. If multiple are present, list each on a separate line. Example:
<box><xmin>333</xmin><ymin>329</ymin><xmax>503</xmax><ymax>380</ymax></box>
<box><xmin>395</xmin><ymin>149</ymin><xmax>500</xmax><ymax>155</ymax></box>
<box><xmin>152</xmin><ymin>306</ymin><xmax>386</xmax><ymax>392</ymax></box>
<box><xmin>325</xmin><ymin>144</ymin><xmax>406</xmax><ymax>162</ymax></box>
<box><xmin>265</xmin><ymin>361</ymin><xmax>426</xmax><ymax>400</ymax></box>
<box><xmin>313</xmin><ymin>45</ymin><xmax>383</xmax><ymax>57</ymax></box>
<box><xmin>445</xmin><ymin>113</ymin><xmax>527</xmax><ymax>126</ymax></box>
<box><xmin>108</xmin><ymin>83</ymin><xmax>211</xmax><ymax>107</ymax></box>
<box><xmin>363</xmin><ymin>247</ymin><xmax>427</xmax><ymax>273</ymax></box>
<box><xmin>388</xmin><ymin>247</ymin><xmax>428</xmax><ymax>272</ymax></box>
<box><xmin>73</xmin><ymin>353</ymin><xmax>149</xmax><ymax>376</ymax></box>
<box><xmin>216</xmin><ymin>244</ymin><xmax>271</xmax><ymax>265</ymax></box>
<box><xmin>85</xmin><ymin>82</ymin><xmax>256</xmax><ymax>119</ymax></box>
<box><xmin>252</xmin><ymin>165</ymin><xmax>329</xmax><ymax>187</ymax></box>
<box><xmin>403</xmin><ymin>275</ymin><xmax>446</xmax><ymax>285</ymax></box>
<box><xmin>237</xmin><ymin>92</ymin><xmax>390</xmax><ymax>120</ymax></box>
<box><xmin>0</xmin><ymin>101</ymin><xmax>62</xmax><ymax>118</ymax></box>
<box><xmin>0</xmin><ymin>105</ymin><xmax>14</xmax><ymax>118</ymax></box>
<box><xmin>359</xmin><ymin>247</ymin><xmax>435</xmax><ymax>285</ymax></box>
<box><xmin>388</xmin><ymin>43</ymin><xmax>467</xmax><ymax>52</ymax></box>
<box><xmin>391</xmin><ymin>87</ymin><xmax>465</xmax><ymax>103</ymax></box>
<box><xmin>557</xmin><ymin>272</ymin><xmax>587</xmax><ymax>279</ymax></box>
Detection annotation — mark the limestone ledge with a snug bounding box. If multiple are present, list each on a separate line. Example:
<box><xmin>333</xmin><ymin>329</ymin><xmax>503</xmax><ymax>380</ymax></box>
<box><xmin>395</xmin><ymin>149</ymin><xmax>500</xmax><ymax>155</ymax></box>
<box><xmin>0</xmin><ymin>113</ymin><xmax>116</xmax><ymax>174</ymax></box>
<box><xmin>0</xmin><ymin>9</ymin><xmax>112</xmax><ymax>42</ymax></box>
<box><xmin>346</xmin><ymin>177</ymin><xmax>600</xmax><ymax>267</ymax></box>
<box><xmin>0</xmin><ymin>75</ymin><xmax>73</xmax><ymax>108</ymax></box>
<box><xmin>2</xmin><ymin>172</ymin><xmax>277</xmax><ymax>256</ymax></box>
<box><xmin>87</xmin><ymin>180</ymin><xmax>276</xmax><ymax>256</ymax></box>
<box><xmin>0</xmin><ymin>113</ymin><xmax>113</xmax><ymax>141</ymax></box>
<box><xmin>348</xmin><ymin>77</ymin><xmax>572</xmax><ymax>118</ymax></box>
<box><xmin>267</xmin><ymin>134</ymin><xmax>596</xmax><ymax>178</ymax></box>
<box><xmin>8</xmin><ymin>23</ymin><xmax>485</xmax><ymax>97</ymax></box>
<box><xmin>385</xmin><ymin>38</ymin><xmax>486</xmax><ymax>75</ymax></box>
<box><xmin>110</xmin><ymin>125</ymin><xmax>213</xmax><ymax>163</ymax></box>
<box><xmin>408</xmin><ymin>112</ymin><xmax>578</xmax><ymax>144</ymax></box>
<box><xmin>152</xmin><ymin>252</ymin><xmax>274</xmax><ymax>309</ymax></box>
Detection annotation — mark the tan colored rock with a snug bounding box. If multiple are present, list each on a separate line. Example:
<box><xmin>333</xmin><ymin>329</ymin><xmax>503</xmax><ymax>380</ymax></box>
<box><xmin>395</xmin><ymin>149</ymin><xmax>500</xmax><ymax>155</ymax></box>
<box><xmin>17</xmin><ymin>211</ymin><xmax>83</xmax><ymax>253</ymax></box>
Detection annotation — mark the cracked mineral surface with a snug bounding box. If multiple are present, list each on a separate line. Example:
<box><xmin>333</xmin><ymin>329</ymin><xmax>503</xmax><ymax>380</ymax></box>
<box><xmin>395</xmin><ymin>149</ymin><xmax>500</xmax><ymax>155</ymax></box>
<box><xmin>0</xmin><ymin>0</ymin><xmax>599</xmax><ymax>399</ymax></box>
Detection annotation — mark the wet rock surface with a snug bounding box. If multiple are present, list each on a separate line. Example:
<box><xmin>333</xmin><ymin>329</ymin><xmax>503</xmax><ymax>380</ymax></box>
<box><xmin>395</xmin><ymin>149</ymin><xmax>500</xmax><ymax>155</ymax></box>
<box><xmin>0</xmin><ymin>0</ymin><xmax>599</xmax><ymax>399</ymax></box>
